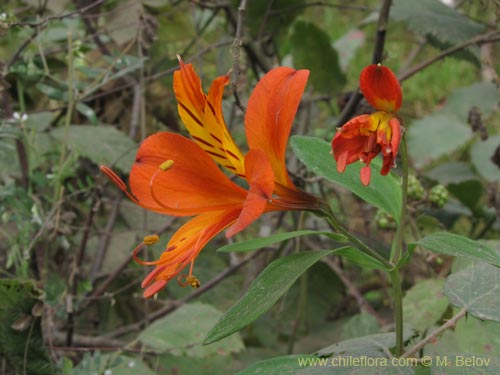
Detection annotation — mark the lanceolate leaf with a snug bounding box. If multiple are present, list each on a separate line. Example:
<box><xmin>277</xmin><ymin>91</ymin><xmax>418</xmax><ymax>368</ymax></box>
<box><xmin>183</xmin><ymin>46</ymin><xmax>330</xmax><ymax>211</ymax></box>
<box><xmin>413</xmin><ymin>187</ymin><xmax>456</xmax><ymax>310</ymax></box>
<box><xmin>413</xmin><ymin>232</ymin><xmax>500</xmax><ymax>267</ymax></box>
<box><xmin>204</xmin><ymin>249</ymin><xmax>338</xmax><ymax>344</ymax></box>
<box><xmin>291</xmin><ymin>136</ymin><xmax>402</xmax><ymax>222</ymax></box>
<box><xmin>217</xmin><ymin>230</ymin><xmax>347</xmax><ymax>253</ymax></box>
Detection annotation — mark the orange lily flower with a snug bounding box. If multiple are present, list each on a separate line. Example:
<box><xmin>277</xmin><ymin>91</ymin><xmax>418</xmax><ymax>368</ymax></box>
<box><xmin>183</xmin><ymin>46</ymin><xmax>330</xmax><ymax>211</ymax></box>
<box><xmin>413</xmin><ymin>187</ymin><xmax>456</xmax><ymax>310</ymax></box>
<box><xmin>331</xmin><ymin>64</ymin><xmax>403</xmax><ymax>186</ymax></box>
<box><xmin>101</xmin><ymin>59</ymin><xmax>319</xmax><ymax>298</ymax></box>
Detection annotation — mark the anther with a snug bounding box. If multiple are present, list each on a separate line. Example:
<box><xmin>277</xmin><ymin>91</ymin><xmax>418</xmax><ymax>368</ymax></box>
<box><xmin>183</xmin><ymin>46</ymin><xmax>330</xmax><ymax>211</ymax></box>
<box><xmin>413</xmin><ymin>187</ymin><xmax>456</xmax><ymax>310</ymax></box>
<box><xmin>177</xmin><ymin>274</ymin><xmax>201</xmax><ymax>288</ymax></box>
<box><xmin>143</xmin><ymin>234</ymin><xmax>160</xmax><ymax>246</ymax></box>
<box><xmin>159</xmin><ymin>160</ymin><xmax>174</xmax><ymax>171</ymax></box>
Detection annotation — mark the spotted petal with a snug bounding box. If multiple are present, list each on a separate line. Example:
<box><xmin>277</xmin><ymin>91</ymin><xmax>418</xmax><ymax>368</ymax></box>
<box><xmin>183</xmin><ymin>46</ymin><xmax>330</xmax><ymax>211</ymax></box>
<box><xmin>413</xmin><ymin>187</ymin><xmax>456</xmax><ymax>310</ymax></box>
<box><xmin>174</xmin><ymin>58</ymin><xmax>245</xmax><ymax>176</ymax></box>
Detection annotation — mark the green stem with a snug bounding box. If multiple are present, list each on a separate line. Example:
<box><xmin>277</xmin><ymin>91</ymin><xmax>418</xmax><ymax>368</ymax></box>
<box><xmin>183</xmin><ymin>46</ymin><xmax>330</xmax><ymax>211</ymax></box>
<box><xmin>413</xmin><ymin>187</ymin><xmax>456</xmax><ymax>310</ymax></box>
<box><xmin>390</xmin><ymin>136</ymin><xmax>408</xmax><ymax>264</ymax></box>
<box><xmin>389</xmin><ymin>269</ymin><xmax>403</xmax><ymax>356</ymax></box>
<box><xmin>389</xmin><ymin>134</ymin><xmax>408</xmax><ymax>356</ymax></box>
<box><xmin>319</xmin><ymin>205</ymin><xmax>392</xmax><ymax>269</ymax></box>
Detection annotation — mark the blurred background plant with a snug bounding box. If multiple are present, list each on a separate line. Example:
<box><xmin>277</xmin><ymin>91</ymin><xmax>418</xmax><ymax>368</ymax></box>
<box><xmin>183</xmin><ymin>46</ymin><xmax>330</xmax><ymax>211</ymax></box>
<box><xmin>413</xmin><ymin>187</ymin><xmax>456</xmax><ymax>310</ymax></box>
<box><xmin>0</xmin><ymin>0</ymin><xmax>499</xmax><ymax>374</ymax></box>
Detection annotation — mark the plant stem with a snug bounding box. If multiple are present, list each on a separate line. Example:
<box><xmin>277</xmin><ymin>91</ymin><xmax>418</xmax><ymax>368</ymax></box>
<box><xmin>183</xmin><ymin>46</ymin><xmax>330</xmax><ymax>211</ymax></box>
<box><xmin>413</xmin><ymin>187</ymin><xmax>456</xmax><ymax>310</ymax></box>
<box><xmin>389</xmin><ymin>133</ymin><xmax>408</xmax><ymax>357</ymax></box>
<box><xmin>389</xmin><ymin>269</ymin><xmax>403</xmax><ymax>356</ymax></box>
<box><xmin>390</xmin><ymin>135</ymin><xmax>408</xmax><ymax>264</ymax></box>
<box><xmin>320</xmin><ymin>205</ymin><xmax>392</xmax><ymax>269</ymax></box>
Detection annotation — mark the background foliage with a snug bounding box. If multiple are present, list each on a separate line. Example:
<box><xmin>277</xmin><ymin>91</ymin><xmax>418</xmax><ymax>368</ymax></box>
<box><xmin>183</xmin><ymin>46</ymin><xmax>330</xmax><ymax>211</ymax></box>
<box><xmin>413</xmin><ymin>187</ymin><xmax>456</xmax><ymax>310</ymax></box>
<box><xmin>1</xmin><ymin>0</ymin><xmax>500</xmax><ymax>374</ymax></box>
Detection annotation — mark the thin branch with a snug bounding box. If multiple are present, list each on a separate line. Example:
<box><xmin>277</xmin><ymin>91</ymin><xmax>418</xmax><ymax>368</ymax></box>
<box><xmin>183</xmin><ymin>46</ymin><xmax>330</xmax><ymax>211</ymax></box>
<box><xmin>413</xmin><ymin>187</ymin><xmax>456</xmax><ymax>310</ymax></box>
<box><xmin>399</xmin><ymin>30</ymin><xmax>500</xmax><ymax>82</ymax></box>
<box><xmin>401</xmin><ymin>307</ymin><xmax>467</xmax><ymax>358</ymax></box>
<box><xmin>231</xmin><ymin>0</ymin><xmax>248</xmax><ymax>112</ymax></box>
<box><xmin>335</xmin><ymin>0</ymin><xmax>393</xmax><ymax>127</ymax></box>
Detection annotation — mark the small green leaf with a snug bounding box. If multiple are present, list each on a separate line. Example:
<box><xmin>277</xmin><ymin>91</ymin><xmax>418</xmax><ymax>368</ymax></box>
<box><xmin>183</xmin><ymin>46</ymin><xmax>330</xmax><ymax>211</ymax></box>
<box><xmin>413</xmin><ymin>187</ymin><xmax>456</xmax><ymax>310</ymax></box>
<box><xmin>139</xmin><ymin>302</ymin><xmax>244</xmax><ymax>357</ymax></box>
<box><xmin>470</xmin><ymin>135</ymin><xmax>500</xmax><ymax>183</ymax></box>
<box><xmin>403</xmin><ymin>279</ymin><xmax>448</xmax><ymax>332</ymax></box>
<box><xmin>50</xmin><ymin>125</ymin><xmax>136</xmax><ymax>173</ymax></box>
<box><xmin>333</xmin><ymin>247</ymin><xmax>387</xmax><ymax>270</ymax></box>
<box><xmin>413</xmin><ymin>232</ymin><xmax>500</xmax><ymax>266</ymax></box>
<box><xmin>36</xmin><ymin>82</ymin><xmax>66</xmax><ymax>101</ymax></box>
<box><xmin>204</xmin><ymin>249</ymin><xmax>338</xmax><ymax>344</ymax></box>
<box><xmin>447</xmin><ymin>180</ymin><xmax>483</xmax><ymax>211</ymax></box>
<box><xmin>291</xmin><ymin>136</ymin><xmax>402</xmax><ymax>222</ymax></box>
<box><xmin>444</xmin><ymin>262</ymin><xmax>500</xmax><ymax>321</ymax></box>
<box><xmin>290</xmin><ymin>21</ymin><xmax>346</xmax><ymax>94</ymax></box>
<box><xmin>442</xmin><ymin>82</ymin><xmax>500</xmax><ymax>121</ymax></box>
<box><xmin>75</xmin><ymin>102</ymin><xmax>98</xmax><ymax>125</ymax></box>
<box><xmin>425</xmin><ymin>162</ymin><xmax>477</xmax><ymax>185</ymax></box>
<box><xmin>217</xmin><ymin>230</ymin><xmax>347</xmax><ymax>253</ymax></box>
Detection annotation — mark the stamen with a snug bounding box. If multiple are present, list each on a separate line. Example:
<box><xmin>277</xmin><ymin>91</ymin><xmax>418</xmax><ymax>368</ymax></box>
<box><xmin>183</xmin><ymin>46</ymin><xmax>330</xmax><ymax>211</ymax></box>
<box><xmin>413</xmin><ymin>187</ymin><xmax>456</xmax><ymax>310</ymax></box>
<box><xmin>143</xmin><ymin>234</ymin><xmax>160</xmax><ymax>245</ymax></box>
<box><xmin>133</xmin><ymin>241</ymin><xmax>161</xmax><ymax>266</ymax></box>
<box><xmin>159</xmin><ymin>160</ymin><xmax>174</xmax><ymax>171</ymax></box>
<box><xmin>177</xmin><ymin>274</ymin><xmax>201</xmax><ymax>288</ymax></box>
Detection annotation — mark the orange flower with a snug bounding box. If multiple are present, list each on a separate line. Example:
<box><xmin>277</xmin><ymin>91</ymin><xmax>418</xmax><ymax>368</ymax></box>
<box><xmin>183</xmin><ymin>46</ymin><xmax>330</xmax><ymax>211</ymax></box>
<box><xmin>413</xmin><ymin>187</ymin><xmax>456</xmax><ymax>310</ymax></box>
<box><xmin>331</xmin><ymin>64</ymin><xmax>403</xmax><ymax>186</ymax></box>
<box><xmin>101</xmin><ymin>58</ymin><xmax>318</xmax><ymax>297</ymax></box>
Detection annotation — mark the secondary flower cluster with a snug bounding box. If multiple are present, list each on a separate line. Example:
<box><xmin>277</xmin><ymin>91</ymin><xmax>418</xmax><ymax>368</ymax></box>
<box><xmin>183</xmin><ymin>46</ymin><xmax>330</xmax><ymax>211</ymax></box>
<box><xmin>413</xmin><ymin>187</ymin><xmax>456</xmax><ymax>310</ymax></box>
<box><xmin>331</xmin><ymin>64</ymin><xmax>403</xmax><ymax>185</ymax></box>
<box><xmin>101</xmin><ymin>58</ymin><xmax>319</xmax><ymax>297</ymax></box>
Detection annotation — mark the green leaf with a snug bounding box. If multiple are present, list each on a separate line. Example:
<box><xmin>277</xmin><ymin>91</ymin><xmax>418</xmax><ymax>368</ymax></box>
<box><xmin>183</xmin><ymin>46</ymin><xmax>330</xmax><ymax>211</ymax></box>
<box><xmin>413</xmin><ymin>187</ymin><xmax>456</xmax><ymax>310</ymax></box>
<box><xmin>402</xmin><ymin>279</ymin><xmax>448</xmax><ymax>332</ymax></box>
<box><xmin>290</xmin><ymin>21</ymin><xmax>346</xmax><ymax>94</ymax></box>
<box><xmin>70</xmin><ymin>353</ymin><xmax>157</xmax><ymax>375</ymax></box>
<box><xmin>333</xmin><ymin>247</ymin><xmax>387</xmax><ymax>270</ymax></box>
<box><xmin>291</xmin><ymin>136</ymin><xmax>402</xmax><ymax>222</ymax></box>
<box><xmin>50</xmin><ymin>125</ymin><xmax>136</xmax><ymax>173</ymax></box>
<box><xmin>391</xmin><ymin>0</ymin><xmax>484</xmax><ymax>46</ymax></box>
<box><xmin>407</xmin><ymin>113</ymin><xmax>472</xmax><ymax>168</ymax></box>
<box><xmin>217</xmin><ymin>230</ymin><xmax>347</xmax><ymax>253</ymax></box>
<box><xmin>36</xmin><ymin>82</ymin><xmax>66</xmax><ymax>101</ymax></box>
<box><xmin>317</xmin><ymin>331</ymin><xmax>413</xmax><ymax>357</ymax></box>
<box><xmin>204</xmin><ymin>249</ymin><xmax>338</xmax><ymax>344</ymax></box>
<box><xmin>444</xmin><ymin>262</ymin><xmax>500</xmax><ymax>321</ymax></box>
<box><xmin>236</xmin><ymin>355</ymin><xmax>316</xmax><ymax>375</ymax></box>
<box><xmin>139</xmin><ymin>302</ymin><xmax>244</xmax><ymax>357</ymax></box>
<box><xmin>0</xmin><ymin>279</ymin><xmax>55</xmax><ymax>375</ymax></box>
<box><xmin>340</xmin><ymin>313</ymin><xmax>379</xmax><ymax>340</ymax></box>
<box><xmin>75</xmin><ymin>102</ymin><xmax>98</xmax><ymax>125</ymax></box>
<box><xmin>425</xmin><ymin>162</ymin><xmax>477</xmax><ymax>185</ymax></box>
<box><xmin>442</xmin><ymin>82</ymin><xmax>500</xmax><ymax>121</ymax></box>
<box><xmin>447</xmin><ymin>179</ymin><xmax>483</xmax><ymax>211</ymax></box>
<box><xmin>413</xmin><ymin>232</ymin><xmax>500</xmax><ymax>266</ymax></box>
<box><xmin>470</xmin><ymin>135</ymin><xmax>500</xmax><ymax>183</ymax></box>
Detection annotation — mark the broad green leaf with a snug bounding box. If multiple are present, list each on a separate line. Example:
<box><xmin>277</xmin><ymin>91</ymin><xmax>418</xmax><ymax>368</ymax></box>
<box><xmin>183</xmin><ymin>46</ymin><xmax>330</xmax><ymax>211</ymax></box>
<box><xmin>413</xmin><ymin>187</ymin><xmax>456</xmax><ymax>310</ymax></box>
<box><xmin>424</xmin><ymin>314</ymin><xmax>500</xmax><ymax>359</ymax></box>
<box><xmin>236</xmin><ymin>355</ymin><xmax>316</xmax><ymax>375</ymax></box>
<box><xmin>471</xmin><ymin>135</ymin><xmax>500</xmax><ymax>183</ymax></box>
<box><xmin>291</xmin><ymin>136</ymin><xmax>401</xmax><ymax>222</ymax></box>
<box><xmin>402</xmin><ymin>279</ymin><xmax>448</xmax><ymax>332</ymax></box>
<box><xmin>217</xmin><ymin>230</ymin><xmax>347</xmax><ymax>253</ymax></box>
<box><xmin>413</xmin><ymin>232</ymin><xmax>500</xmax><ymax>266</ymax></box>
<box><xmin>442</xmin><ymin>82</ymin><xmax>500</xmax><ymax>121</ymax></box>
<box><xmin>447</xmin><ymin>180</ymin><xmax>483</xmax><ymax>211</ymax></box>
<box><xmin>0</xmin><ymin>280</ymin><xmax>55</xmax><ymax>375</ymax></box>
<box><xmin>50</xmin><ymin>125</ymin><xmax>136</xmax><ymax>173</ymax></box>
<box><xmin>444</xmin><ymin>262</ymin><xmax>500</xmax><ymax>321</ymax></box>
<box><xmin>425</xmin><ymin>162</ymin><xmax>477</xmax><ymax>185</ymax></box>
<box><xmin>245</xmin><ymin>0</ymin><xmax>305</xmax><ymax>38</ymax></box>
<box><xmin>204</xmin><ymin>249</ymin><xmax>338</xmax><ymax>344</ymax></box>
<box><xmin>139</xmin><ymin>302</ymin><xmax>244</xmax><ymax>357</ymax></box>
<box><xmin>391</xmin><ymin>0</ymin><xmax>484</xmax><ymax>46</ymax></box>
<box><xmin>291</xmin><ymin>21</ymin><xmax>346</xmax><ymax>94</ymax></box>
<box><xmin>316</xmin><ymin>331</ymin><xmax>413</xmax><ymax>357</ymax></box>
<box><xmin>407</xmin><ymin>113</ymin><xmax>472</xmax><ymax>168</ymax></box>
<box><xmin>70</xmin><ymin>353</ymin><xmax>157</xmax><ymax>375</ymax></box>
<box><xmin>340</xmin><ymin>314</ymin><xmax>379</xmax><ymax>340</ymax></box>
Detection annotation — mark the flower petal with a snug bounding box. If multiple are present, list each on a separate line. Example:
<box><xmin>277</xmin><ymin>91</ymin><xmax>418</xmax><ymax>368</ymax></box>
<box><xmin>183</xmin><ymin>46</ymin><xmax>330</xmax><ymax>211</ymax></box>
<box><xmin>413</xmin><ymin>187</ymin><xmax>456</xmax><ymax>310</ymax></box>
<box><xmin>331</xmin><ymin>132</ymin><xmax>366</xmax><ymax>172</ymax></box>
<box><xmin>360</xmin><ymin>64</ymin><xmax>402</xmax><ymax>113</ymax></box>
<box><xmin>226</xmin><ymin>149</ymin><xmax>275</xmax><ymax>238</ymax></box>
<box><xmin>245</xmin><ymin>67</ymin><xmax>309</xmax><ymax>189</ymax></box>
<box><xmin>141</xmin><ymin>209</ymin><xmax>241</xmax><ymax>297</ymax></box>
<box><xmin>130</xmin><ymin>132</ymin><xmax>246</xmax><ymax>215</ymax></box>
<box><xmin>174</xmin><ymin>58</ymin><xmax>245</xmax><ymax>176</ymax></box>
